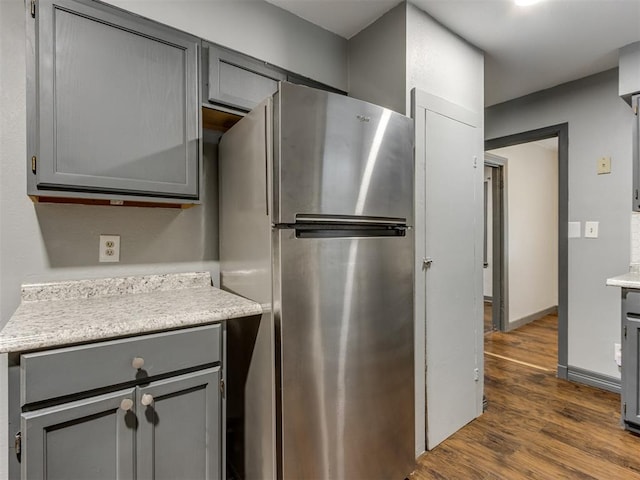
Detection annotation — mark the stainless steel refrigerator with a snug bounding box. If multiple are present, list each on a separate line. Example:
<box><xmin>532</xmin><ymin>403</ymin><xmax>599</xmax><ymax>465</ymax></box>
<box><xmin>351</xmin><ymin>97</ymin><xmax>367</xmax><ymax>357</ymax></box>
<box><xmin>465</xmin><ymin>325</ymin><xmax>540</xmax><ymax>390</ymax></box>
<box><xmin>219</xmin><ymin>82</ymin><xmax>414</xmax><ymax>480</ymax></box>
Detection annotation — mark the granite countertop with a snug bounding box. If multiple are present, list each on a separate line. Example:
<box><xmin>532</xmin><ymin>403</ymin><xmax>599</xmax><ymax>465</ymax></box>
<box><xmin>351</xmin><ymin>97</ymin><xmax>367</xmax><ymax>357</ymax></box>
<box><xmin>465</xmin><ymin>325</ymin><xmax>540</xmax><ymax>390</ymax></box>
<box><xmin>0</xmin><ymin>272</ymin><xmax>262</xmax><ymax>353</ymax></box>
<box><xmin>606</xmin><ymin>272</ymin><xmax>640</xmax><ymax>289</ymax></box>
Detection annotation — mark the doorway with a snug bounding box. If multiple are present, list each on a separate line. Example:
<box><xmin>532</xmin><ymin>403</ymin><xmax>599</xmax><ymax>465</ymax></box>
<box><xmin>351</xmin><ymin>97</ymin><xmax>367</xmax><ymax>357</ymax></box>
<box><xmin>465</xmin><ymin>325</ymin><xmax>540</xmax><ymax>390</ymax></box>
<box><xmin>483</xmin><ymin>155</ymin><xmax>506</xmax><ymax>333</ymax></box>
<box><xmin>485</xmin><ymin>124</ymin><xmax>568</xmax><ymax>378</ymax></box>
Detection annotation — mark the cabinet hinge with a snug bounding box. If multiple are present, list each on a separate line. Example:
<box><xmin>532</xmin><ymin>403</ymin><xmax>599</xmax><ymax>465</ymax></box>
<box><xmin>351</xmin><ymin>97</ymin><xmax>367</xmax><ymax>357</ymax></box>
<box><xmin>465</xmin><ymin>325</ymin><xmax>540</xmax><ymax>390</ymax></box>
<box><xmin>636</xmin><ymin>189</ymin><xmax>639</xmax><ymax>201</ymax></box>
<box><xmin>219</xmin><ymin>378</ymin><xmax>225</xmax><ymax>396</ymax></box>
<box><xmin>31</xmin><ymin>156</ymin><xmax>37</xmax><ymax>174</ymax></box>
<box><xmin>624</xmin><ymin>403</ymin><xmax>627</xmax><ymax>416</ymax></box>
<box><xmin>30</xmin><ymin>0</ymin><xmax>36</xmax><ymax>18</ymax></box>
<box><xmin>14</xmin><ymin>431</ymin><xmax>21</xmax><ymax>462</ymax></box>
<box><xmin>634</xmin><ymin>104</ymin><xmax>638</xmax><ymax>116</ymax></box>
<box><xmin>625</xmin><ymin>325</ymin><xmax>628</xmax><ymax>339</ymax></box>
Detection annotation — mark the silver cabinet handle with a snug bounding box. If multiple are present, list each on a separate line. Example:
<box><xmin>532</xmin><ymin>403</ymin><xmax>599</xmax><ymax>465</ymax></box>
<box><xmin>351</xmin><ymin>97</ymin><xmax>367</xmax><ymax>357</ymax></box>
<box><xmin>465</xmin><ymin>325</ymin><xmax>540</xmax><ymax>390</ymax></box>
<box><xmin>141</xmin><ymin>393</ymin><xmax>154</xmax><ymax>406</ymax></box>
<box><xmin>132</xmin><ymin>357</ymin><xmax>145</xmax><ymax>369</ymax></box>
<box><xmin>120</xmin><ymin>398</ymin><xmax>134</xmax><ymax>411</ymax></box>
<box><xmin>423</xmin><ymin>257</ymin><xmax>433</xmax><ymax>269</ymax></box>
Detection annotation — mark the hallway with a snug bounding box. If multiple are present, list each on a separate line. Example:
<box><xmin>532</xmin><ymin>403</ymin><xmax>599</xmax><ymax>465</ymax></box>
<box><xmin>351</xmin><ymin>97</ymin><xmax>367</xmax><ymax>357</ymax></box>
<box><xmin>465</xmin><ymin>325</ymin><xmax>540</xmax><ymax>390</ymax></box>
<box><xmin>410</xmin><ymin>315</ymin><xmax>640</xmax><ymax>479</ymax></box>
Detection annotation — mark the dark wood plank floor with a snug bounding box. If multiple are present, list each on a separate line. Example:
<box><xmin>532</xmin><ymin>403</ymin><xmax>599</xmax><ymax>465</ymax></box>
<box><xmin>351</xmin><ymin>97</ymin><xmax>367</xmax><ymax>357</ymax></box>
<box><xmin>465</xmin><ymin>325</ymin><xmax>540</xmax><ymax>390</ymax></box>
<box><xmin>484</xmin><ymin>302</ymin><xmax>493</xmax><ymax>333</ymax></box>
<box><xmin>410</xmin><ymin>314</ymin><xmax>640</xmax><ymax>479</ymax></box>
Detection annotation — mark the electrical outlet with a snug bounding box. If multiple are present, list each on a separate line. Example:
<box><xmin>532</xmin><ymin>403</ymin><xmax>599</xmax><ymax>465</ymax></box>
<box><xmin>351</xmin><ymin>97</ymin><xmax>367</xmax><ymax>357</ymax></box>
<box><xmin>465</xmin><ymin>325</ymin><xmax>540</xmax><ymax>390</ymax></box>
<box><xmin>99</xmin><ymin>235</ymin><xmax>120</xmax><ymax>263</ymax></box>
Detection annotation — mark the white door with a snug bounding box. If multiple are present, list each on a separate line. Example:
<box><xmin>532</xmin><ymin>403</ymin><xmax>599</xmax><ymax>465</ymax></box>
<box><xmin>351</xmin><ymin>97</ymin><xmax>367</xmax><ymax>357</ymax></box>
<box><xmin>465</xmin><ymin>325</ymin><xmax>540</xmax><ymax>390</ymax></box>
<box><xmin>413</xmin><ymin>90</ymin><xmax>483</xmax><ymax>451</ymax></box>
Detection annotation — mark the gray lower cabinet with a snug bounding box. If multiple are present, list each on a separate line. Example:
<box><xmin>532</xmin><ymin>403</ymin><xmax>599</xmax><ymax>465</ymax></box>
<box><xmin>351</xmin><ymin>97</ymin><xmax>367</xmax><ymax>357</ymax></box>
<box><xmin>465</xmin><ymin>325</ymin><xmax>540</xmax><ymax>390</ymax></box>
<box><xmin>22</xmin><ymin>388</ymin><xmax>136</xmax><ymax>479</ymax></box>
<box><xmin>12</xmin><ymin>325</ymin><xmax>223</xmax><ymax>479</ymax></box>
<box><xmin>622</xmin><ymin>289</ymin><xmax>640</xmax><ymax>432</ymax></box>
<box><xmin>28</xmin><ymin>0</ymin><xmax>201</xmax><ymax>202</ymax></box>
<box><xmin>136</xmin><ymin>369</ymin><xmax>221</xmax><ymax>480</ymax></box>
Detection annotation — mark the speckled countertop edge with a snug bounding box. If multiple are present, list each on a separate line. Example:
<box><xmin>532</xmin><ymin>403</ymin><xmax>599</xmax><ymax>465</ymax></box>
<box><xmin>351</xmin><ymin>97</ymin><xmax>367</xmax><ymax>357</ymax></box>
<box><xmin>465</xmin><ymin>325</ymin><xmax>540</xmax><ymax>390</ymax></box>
<box><xmin>0</xmin><ymin>273</ymin><xmax>262</xmax><ymax>353</ymax></box>
<box><xmin>606</xmin><ymin>271</ymin><xmax>640</xmax><ymax>289</ymax></box>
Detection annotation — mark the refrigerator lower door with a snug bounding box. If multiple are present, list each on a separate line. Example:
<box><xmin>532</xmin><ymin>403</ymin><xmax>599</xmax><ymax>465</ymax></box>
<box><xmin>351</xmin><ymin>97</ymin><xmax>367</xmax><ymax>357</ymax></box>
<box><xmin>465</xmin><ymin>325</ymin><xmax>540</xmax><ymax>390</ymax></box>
<box><xmin>274</xmin><ymin>228</ymin><xmax>415</xmax><ymax>480</ymax></box>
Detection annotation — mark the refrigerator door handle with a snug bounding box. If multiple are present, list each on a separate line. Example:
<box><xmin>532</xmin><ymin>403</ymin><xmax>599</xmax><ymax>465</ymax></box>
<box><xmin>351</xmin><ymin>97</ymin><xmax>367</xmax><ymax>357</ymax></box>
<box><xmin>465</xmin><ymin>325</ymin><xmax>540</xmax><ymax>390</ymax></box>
<box><xmin>294</xmin><ymin>223</ymin><xmax>407</xmax><ymax>239</ymax></box>
<box><xmin>295</xmin><ymin>214</ymin><xmax>407</xmax><ymax>226</ymax></box>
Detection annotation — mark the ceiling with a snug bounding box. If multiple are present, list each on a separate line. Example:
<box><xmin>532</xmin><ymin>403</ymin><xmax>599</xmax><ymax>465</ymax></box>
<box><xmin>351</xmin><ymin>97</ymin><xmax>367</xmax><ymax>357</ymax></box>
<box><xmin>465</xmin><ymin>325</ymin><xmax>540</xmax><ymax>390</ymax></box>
<box><xmin>264</xmin><ymin>0</ymin><xmax>640</xmax><ymax>106</ymax></box>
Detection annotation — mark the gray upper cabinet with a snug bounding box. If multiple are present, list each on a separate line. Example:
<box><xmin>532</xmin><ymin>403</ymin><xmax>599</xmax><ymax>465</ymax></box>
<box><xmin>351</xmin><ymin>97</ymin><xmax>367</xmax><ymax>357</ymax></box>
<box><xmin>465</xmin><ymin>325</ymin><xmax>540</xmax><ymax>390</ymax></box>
<box><xmin>207</xmin><ymin>45</ymin><xmax>285</xmax><ymax>112</ymax></box>
<box><xmin>633</xmin><ymin>95</ymin><xmax>639</xmax><ymax>211</ymax></box>
<box><xmin>28</xmin><ymin>0</ymin><xmax>201</xmax><ymax>202</ymax></box>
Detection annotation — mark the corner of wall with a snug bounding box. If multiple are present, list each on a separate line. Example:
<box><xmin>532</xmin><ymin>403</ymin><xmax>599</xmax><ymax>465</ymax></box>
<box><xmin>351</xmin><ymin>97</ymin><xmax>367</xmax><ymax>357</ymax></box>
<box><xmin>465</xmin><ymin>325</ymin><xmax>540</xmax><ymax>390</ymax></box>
<box><xmin>347</xmin><ymin>2</ymin><xmax>407</xmax><ymax>114</ymax></box>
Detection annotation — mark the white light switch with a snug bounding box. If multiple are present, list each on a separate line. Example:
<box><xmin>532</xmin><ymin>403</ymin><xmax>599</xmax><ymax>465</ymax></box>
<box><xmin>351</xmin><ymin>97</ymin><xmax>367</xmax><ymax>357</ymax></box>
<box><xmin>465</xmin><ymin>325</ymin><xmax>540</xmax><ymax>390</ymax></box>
<box><xmin>584</xmin><ymin>221</ymin><xmax>599</xmax><ymax>238</ymax></box>
<box><xmin>568</xmin><ymin>222</ymin><xmax>581</xmax><ymax>238</ymax></box>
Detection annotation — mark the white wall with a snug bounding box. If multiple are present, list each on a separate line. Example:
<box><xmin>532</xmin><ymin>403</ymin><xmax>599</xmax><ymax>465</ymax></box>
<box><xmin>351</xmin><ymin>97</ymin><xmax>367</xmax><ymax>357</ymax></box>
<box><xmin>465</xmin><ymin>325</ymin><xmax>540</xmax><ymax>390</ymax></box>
<box><xmin>0</xmin><ymin>0</ymin><xmax>347</xmax><ymax>329</ymax></box>
<box><xmin>104</xmin><ymin>0</ymin><xmax>348</xmax><ymax>91</ymax></box>
<box><xmin>486</xmin><ymin>69</ymin><xmax>632</xmax><ymax>379</ymax></box>
<box><xmin>490</xmin><ymin>142</ymin><xmax>558</xmax><ymax>325</ymax></box>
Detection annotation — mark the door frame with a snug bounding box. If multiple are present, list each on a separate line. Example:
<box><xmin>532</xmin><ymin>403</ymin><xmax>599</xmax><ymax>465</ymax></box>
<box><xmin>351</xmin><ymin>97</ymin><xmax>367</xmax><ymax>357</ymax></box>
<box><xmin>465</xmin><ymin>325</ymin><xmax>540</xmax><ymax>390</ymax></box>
<box><xmin>484</xmin><ymin>154</ymin><xmax>507</xmax><ymax>332</ymax></box>
<box><xmin>485</xmin><ymin>123</ymin><xmax>569</xmax><ymax>379</ymax></box>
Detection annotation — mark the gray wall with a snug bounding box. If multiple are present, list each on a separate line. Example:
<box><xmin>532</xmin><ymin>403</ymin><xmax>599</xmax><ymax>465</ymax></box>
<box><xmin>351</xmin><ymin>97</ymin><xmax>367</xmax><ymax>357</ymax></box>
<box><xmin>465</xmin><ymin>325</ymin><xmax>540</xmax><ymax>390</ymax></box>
<box><xmin>105</xmin><ymin>0</ymin><xmax>348</xmax><ymax>92</ymax></box>
<box><xmin>347</xmin><ymin>2</ymin><xmax>406</xmax><ymax>114</ymax></box>
<box><xmin>406</xmin><ymin>2</ymin><xmax>484</xmax><ymax>120</ymax></box>
<box><xmin>0</xmin><ymin>0</ymin><xmax>347</xmax><ymax>328</ymax></box>
<box><xmin>486</xmin><ymin>69</ymin><xmax>633</xmax><ymax>378</ymax></box>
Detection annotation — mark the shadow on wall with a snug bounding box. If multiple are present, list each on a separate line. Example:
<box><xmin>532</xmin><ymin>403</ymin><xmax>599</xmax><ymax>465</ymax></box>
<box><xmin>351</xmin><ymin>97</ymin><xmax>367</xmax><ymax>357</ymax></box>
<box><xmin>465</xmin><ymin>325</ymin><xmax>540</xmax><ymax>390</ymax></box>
<box><xmin>32</xmin><ymin>142</ymin><xmax>219</xmax><ymax>268</ymax></box>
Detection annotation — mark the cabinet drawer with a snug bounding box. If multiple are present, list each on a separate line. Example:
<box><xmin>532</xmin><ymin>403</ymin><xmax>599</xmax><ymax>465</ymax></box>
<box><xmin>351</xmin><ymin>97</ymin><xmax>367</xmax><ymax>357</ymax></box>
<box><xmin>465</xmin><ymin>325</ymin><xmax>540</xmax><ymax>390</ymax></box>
<box><xmin>624</xmin><ymin>288</ymin><xmax>640</xmax><ymax>315</ymax></box>
<box><xmin>21</xmin><ymin>324</ymin><xmax>221</xmax><ymax>406</ymax></box>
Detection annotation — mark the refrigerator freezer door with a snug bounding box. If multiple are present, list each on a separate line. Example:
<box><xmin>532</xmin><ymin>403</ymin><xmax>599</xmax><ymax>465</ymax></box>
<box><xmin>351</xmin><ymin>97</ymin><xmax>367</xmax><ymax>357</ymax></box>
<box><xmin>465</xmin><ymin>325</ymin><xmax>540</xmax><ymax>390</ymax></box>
<box><xmin>274</xmin><ymin>83</ymin><xmax>414</xmax><ymax>225</ymax></box>
<box><xmin>274</xmin><ymin>229</ymin><xmax>415</xmax><ymax>480</ymax></box>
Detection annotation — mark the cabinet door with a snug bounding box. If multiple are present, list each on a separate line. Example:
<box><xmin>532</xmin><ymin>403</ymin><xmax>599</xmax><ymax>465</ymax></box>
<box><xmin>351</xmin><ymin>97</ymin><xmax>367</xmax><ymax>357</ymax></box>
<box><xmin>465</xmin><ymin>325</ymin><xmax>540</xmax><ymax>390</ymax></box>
<box><xmin>633</xmin><ymin>95</ymin><xmax>639</xmax><ymax>211</ymax></box>
<box><xmin>623</xmin><ymin>290</ymin><xmax>640</xmax><ymax>427</ymax></box>
<box><xmin>21</xmin><ymin>388</ymin><xmax>136</xmax><ymax>480</ymax></box>
<box><xmin>31</xmin><ymin>0</ymin><xmax>200</xmax><ymax>199</ymax></box>
<box><xmin>137</xmin><ymin>368</ymin><xmax>221</xmax><ymax>480</ymax></box>
<box><xmin>208</xmin><ymin>46</ymin><xmax>285</xmax><ymax>112</ymax></box>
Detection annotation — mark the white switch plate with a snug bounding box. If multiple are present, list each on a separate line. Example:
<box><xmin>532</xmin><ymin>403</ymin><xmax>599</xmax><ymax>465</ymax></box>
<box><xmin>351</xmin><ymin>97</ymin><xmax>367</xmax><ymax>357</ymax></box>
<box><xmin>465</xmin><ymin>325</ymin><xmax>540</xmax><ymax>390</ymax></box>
<box><xmin>597</xmin><ymin>157</ymin><xmax>611</xmax><ymax>175</ymax></box>
<box><xmin>568</xmin><ymin>222</ymin><xmax>581</xmax><ymax>238</ymax></box>
<box><xmin>99</xmin><ymin>235</ymin><xmax>120</xmax><ymax>262</ymax></box>
<box><xmin>584</xmin><ymin>221</ymin><xmax>599</xmax><ymax>238</ymax></box>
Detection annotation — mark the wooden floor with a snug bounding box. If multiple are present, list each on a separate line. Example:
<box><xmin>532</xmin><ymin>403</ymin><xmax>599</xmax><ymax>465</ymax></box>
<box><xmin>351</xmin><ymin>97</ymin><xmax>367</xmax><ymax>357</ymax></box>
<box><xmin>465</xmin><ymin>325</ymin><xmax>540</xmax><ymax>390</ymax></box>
<box><xmin>410</xmin><ymin>314</ymin><xmax>640</xmax><ymax>479</ymax></box>
<box><xmin>484</xmin><ymin>302</ymin><xmax>493</xmax><ymax>333</ymax></box>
